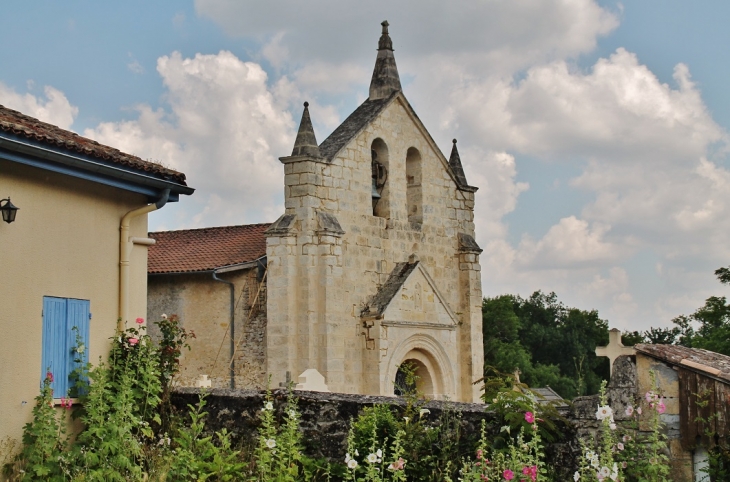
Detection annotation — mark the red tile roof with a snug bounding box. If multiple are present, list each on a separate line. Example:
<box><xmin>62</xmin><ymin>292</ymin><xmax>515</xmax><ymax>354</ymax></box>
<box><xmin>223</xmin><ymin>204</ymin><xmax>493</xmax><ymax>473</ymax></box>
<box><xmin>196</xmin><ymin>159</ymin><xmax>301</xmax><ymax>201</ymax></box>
<box><xmin>148</xmin><ymin>223</ymin><xmax>271</xmax><ymax>274</ymax></box>
<box><xmin>0</xmin><ymin>104</ymin><xmax>188</xmax><ymax>185</ymax></box>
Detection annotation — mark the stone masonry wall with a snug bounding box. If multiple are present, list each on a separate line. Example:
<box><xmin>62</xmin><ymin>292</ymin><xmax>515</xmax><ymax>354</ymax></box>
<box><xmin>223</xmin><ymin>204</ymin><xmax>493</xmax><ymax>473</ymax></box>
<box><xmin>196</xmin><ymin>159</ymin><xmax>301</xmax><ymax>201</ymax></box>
<box><xmin>148</xmin><ymin>268</ymin><xmax>267</xmax><ymax>389</ymax></box>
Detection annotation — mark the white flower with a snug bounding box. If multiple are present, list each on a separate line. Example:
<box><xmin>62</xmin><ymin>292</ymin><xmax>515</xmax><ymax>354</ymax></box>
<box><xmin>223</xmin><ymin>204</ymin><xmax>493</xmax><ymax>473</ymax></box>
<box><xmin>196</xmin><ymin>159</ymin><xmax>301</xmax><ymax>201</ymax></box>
<box><xmin>419</xmin><ymin>408</ymin><xmax>430</xmax><ymax>418</ymax></box>
<box><xmin>345</xmin><ymin>453</ymin><xmax>352</xmax><ymax>463</ymax></box>
<box><xmin>161</xmin><ymin>314</ymin><xmax>168</xmax><ymax>320</ymax></box>
<box><xmin>265</xmin><ymin>438</ymin><xmax>276</xmax><ymax>449</ymax></box>
<box><xmin>289</xmin><ymin>409</ymin><xmax>297</xmax><ymax>418</ymax></box>
<box><xmin>347</xmin><ymin>459</ymin><xmax>358</xmax><ymax>469</ymax></box>
<box><xmin>609</xmin><ymin>423</ymin><xmax>617</xmax><ymax>430</ymax></box>
<box><xmin>403</xmin><ymin>417</ymin><xmax>410</xmax><ymax>424</ymax></box>
<box><xmin>355</xmin><ymin>449</ymin><xmax>359</xmax><ymax>456</ymax></box>
<box><xmin>76</xmin><ymin>343</ymin><xmax>85</xmax><ymax>354</ymax></box>
<box><xmin>367</xmin><ymin>453</ymin><xmax>378</xmax><ymax>464</ymax></box>
<box><xmin>596</xmin><ymin>405</ymin><xmax>613</xmax><ymax>421</ymax></box>
<box><xmin>625</xmin><ymin>405</ymin><xmax>634</xmax><ymax>416</ymax></box>
<box><xmin>599</xmin><ymin>466</ymin><xmax>610</xmax><ymax>477</ymax></box>
<box><xmin>574</xmin><ymin>471</ymin><xmax>581</xmax><ymax>481</ymax></box>
<box><xmin>376</xmin><ymin>449</ymin><xmax>383</xmax><ymax>458</ymax></box>
<box><xmin>610</xmin><ymin>463</ymin><xmax>619</xmax><ymax>481</ymax></box>
<box><xmin>264</xmin><ymin>401</ymin><xmax>274</xmax><ymax>411</ymax></box>
<box><xmin>591</xmin><ymin>456</ymin><xmax>600</xmax><ymax>468</ymax></box>
<box><xmin>616</xmin><ymin>442</ymin><xmax>624</xmax><ymax>451</ymax></box>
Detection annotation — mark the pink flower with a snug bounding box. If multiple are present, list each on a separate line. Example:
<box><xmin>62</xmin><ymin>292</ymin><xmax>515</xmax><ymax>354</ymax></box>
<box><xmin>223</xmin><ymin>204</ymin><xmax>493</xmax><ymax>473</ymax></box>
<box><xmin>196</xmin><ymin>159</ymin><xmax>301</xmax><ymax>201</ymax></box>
<box><xmin>135</xmin><ymin>317</ymin><xmax>144</xmax><ymax>324</ymax></box>
<box><xmin>128</xmin><ymin>337</ymin><xmax>139</xmax><ymax>346</ymax></box>
<box><xmin>657</xmin><ymin>401</ymin><xmax>666</xmax><ymax>414</ymax></box>
<box><xmin>503</xmin><ymin>469</ymin><xmax>514</xmax><ymax>480</ymax></box>
<box><xmin>46</xmin><ymin>371</ymin><xmax>54</xmax><ymax>382</ymax></box>
<box><xmin>387</xmin><ymin>458</ymin><xmax>406</xmax><ymax>471</ymax></box>
<box><xmin>522</xmin><ymin>466</ymin><xmax>537</xmax><ymax>481</ymax></box>
<box><xmin>637</xmin><ymin>407</ymin><xmax>642</xmax><ymax>415</ymax></box>
<box><xmin>525</xmin><ymin>411</ymin><xmax>535</xmax><ymax>423</ymax></box>
<box><xmin>477</xmin><ymin>449</ymin><xmax>483</xmax><ymax>459</ymax></box>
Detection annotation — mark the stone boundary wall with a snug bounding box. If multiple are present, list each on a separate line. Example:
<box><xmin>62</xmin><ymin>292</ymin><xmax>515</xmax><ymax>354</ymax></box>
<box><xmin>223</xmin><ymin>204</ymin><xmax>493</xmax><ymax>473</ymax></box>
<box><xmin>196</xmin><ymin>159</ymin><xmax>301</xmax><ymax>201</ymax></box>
<box><xmin>171</xmin><ymin>388</ymin><xmax>578</xmax><ymax>476</ymax></box>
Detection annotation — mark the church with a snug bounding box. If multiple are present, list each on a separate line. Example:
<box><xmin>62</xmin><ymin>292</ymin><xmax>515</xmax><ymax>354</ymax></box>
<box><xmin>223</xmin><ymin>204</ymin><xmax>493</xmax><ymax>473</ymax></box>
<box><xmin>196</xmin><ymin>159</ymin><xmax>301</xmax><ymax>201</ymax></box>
<box><xmin>148</xmin><ymin>21</ymin><xmax>484</xmax><ymax>403</ymax></box>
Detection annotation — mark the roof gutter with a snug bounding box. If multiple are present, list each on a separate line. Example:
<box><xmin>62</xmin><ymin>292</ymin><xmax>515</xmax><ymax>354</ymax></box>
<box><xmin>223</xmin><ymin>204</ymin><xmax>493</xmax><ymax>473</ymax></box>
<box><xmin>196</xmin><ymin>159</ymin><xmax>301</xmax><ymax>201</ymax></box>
<box><xmin>0</xmin><ymin>133</ymin><xmax>194</xmax><ymax>199</ymax></box>
<box><xmin>118</xmin><ymin>189</ymin><xmax>170</xmax><ymax>331</ymax></box>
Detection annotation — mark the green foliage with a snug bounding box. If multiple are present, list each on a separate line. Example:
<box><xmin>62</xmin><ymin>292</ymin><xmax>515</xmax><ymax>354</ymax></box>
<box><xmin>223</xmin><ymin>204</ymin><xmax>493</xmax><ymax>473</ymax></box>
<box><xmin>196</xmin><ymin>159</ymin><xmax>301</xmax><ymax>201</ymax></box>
<box><xmin>10</xmin><ymin>374</ymin><xmax>67</xmax><ymax>481</ymax></box>
<box><xmin>252</xmin><ymin>387</ymin><xmax>307</xmax><ymax>482</ymax></box>
<box><xmin>167</xmin><ymin>393</ymin><xmax>244</xmax><ymax>481</ymax></box>
<box><xmin>482</xmin><ymin>292</ymin><xmax>609</xmax><ymax>398</ymax></box>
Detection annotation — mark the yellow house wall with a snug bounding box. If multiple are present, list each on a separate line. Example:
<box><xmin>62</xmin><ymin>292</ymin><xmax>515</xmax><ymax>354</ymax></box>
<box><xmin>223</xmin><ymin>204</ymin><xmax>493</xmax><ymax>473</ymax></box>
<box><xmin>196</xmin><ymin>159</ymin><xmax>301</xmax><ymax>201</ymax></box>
<box><xmin>0</xmin><ymin>159</ymin><xmax>151</xmax><ymax>444</ymax></box>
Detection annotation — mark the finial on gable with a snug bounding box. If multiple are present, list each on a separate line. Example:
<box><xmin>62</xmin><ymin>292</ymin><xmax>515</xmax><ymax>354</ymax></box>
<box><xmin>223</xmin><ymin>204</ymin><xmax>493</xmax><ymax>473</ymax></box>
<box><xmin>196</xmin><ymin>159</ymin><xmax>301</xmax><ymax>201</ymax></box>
<box><xmin>449</xmin><ymin>138</ymin><xmax>469</xmax><ymax>187</ymax></box>
<box><xmin>369</xmin><ymin>20</ymin><xmax>402</xmax><ymax>100</ymax></box>
<box><xmin>378</xmin><ymin>20</ymin><xmax>393</xmax><ymax>51</ymax></box>
<box><xmin>291</xmin><ymin>101</ymin><xmax>321</xmax><ymax>157</ymax></box>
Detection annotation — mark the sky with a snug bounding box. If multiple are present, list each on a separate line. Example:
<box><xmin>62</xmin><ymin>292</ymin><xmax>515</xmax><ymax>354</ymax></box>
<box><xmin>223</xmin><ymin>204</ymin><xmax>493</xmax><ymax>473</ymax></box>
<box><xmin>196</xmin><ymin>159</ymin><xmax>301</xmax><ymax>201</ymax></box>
<box><xmin>2</xmin><ymin>1</ymin><xmax>730</xmax><ymax>332</ymax></box>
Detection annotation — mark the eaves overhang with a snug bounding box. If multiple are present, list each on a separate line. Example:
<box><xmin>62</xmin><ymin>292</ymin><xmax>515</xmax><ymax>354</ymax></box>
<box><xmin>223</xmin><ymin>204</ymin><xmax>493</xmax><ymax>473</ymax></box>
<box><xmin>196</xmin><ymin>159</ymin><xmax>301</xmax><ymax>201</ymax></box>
<box><xmin>0</xmin><ymin>132</ymin><xmax>195</xmax><ymax>202</ymax></box>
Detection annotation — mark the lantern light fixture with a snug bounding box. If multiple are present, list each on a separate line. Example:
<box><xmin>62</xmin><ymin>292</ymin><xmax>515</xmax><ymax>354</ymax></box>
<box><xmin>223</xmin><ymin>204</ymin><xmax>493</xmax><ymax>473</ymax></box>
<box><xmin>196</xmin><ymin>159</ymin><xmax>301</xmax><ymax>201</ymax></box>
<box><xmin>0</xmin><ymin>198</ymin><xmax>19</xmax><ymax>224</ymax></box>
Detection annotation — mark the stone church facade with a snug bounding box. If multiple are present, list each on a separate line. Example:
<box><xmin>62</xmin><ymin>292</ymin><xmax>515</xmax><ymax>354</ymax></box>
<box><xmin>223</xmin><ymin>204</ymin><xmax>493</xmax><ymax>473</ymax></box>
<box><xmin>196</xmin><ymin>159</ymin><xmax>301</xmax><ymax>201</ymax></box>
<box><xmin>148</xmin><ymin>21</ymin><xmax>484</xmax><ymax>403</ymax></box>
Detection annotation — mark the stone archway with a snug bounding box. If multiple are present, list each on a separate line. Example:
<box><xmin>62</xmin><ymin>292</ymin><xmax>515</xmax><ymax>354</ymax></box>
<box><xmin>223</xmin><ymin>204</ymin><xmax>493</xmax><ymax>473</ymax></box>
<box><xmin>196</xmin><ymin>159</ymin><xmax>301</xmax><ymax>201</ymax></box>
<box><xmin>385</xmin><ymin>334</ymin><xmax>455</xmax><ymax>399</ymax></box>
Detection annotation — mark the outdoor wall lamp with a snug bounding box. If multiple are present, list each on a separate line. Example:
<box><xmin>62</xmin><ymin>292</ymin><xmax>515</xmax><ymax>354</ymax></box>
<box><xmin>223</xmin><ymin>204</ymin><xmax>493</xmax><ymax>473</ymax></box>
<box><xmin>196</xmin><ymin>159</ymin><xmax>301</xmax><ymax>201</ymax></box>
<box><xmin>0</xmin><ymin>198</ymin><xmax>19</xmax><ymax>224</ymax></box>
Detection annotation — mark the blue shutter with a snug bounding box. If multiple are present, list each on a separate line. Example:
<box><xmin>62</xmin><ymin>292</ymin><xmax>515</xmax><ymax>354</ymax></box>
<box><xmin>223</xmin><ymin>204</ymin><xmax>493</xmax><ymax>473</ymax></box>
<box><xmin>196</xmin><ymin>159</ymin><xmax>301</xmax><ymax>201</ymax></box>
<box><xmin>66</xmin><ymin>299</ymin><xmax>90</xmax><ymax>396</ymax></box>
<box><xmin>42</xmin><ymin>297</ymin><xmax>68</xmax><ymax>397</ymax></box>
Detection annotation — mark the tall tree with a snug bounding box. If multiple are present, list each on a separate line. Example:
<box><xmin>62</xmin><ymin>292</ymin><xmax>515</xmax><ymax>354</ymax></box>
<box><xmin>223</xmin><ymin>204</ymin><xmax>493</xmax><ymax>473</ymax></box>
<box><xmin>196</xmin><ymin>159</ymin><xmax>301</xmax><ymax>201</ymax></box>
<box><xmin>482</xmin><ymin>291</ymin><xmax>609</xmax><ymax>399</ymax></box>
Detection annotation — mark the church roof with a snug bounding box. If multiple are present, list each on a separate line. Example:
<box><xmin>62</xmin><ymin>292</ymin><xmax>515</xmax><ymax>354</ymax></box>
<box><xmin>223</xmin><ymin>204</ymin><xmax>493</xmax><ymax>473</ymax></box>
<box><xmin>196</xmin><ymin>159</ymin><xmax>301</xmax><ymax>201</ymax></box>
<box><xmin>148</xmin><ymin>223</ymin><xmax>270</xmax><ymax>274</ymax></box>
<box><xmin>0</xmin><ymin>104</ymin><xmax>189</xmax><ymax>186</ymax></box>
<box><xmin>318</xmin><ymin>94</ymin><xmax>394</xmax><ymax>161</ymax></box>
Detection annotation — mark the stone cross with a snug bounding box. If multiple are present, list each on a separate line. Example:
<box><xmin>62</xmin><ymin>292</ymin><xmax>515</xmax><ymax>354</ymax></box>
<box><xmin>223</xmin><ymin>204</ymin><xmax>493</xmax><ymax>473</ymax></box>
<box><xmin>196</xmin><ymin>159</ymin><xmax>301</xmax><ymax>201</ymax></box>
<box><xmin>595</xmin><ymin>328</ymin><xmax>636</xmax><ymax>376</ymax></box>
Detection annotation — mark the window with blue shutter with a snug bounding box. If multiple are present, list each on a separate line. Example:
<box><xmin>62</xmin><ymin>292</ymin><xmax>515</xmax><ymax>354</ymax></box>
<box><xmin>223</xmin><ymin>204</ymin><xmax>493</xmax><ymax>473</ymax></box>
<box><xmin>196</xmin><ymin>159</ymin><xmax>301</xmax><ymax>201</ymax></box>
<box><xmin>41</xmin><ymin>296</ymin><xmax>90</xmax><ymax>398</ymax></box>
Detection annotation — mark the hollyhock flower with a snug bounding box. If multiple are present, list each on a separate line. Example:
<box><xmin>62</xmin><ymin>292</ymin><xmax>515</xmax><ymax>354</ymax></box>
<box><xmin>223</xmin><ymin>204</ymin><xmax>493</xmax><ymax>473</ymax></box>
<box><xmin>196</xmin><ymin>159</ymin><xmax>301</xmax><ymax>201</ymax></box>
<box><xmin>637</xmin><ymin>407</ymin><xmax>642</xmax><ymax>415</ymax></box>
<box><xmin>46</xmin><ymin>371</ymin><xmax>54</xmax><ymax>382</ymax></box>
<box><xmin>264</xmin><ymin>401</ymin><xmax>274</xmax><ymax>411</ymax></box>
<box><xmin>388</xmin><ymin>457</ymin><xmax>406</xmax><ymax>471</ymax></box>
<box><xmin>599</xmin><ymin>466</ymin><xmax>610</xmax><ymax>478</ymax></box>
<box><xmin>367</xmin><ymin>453</ymin><xmax>379</xmax><ymax>464</ymax></box>
<box><xmin>419</xmin><ymin>408</ymin><xmax>430</xmax><ymax>418</ymax></box>
<box><xmin>265</xmin><ymin>438</ymin><xmax>276</xmax><ymax>449</ymax></box>
<box><xmin>657</xmin><ymin>400</ymin><xmax>666</xmax><ymax>414</ymax></box>
<box><xmin>347</xmin><ymin>459</ymin><xmax>358</xmax><ymax>469</ymax></box>
<box><xmin>135</xmin><ymin>317</ymin><xmax>144</xmax><ymax>324</ymax></box>
<box><xmin>161</xmin><ymin>313</ymin><xmax>168</xmax><ymax>320</ymax></box>
<box><xmin>65</xmin><ymin>398</ymin><xmax>73</xmax><ymax>410</ymax></box>
<box><xmin>128</xmin><ymin>337</ymin><xmax>139</xmax><ymax>346</ymax></box>
<box><xmin>76</xmin><ymin>343</ymin><xmax>85</xmax><ymax>354</ymax></box>
<box><xmin>574</xmin><ymin>471</ymin><xmax>581</xmax><ymax>481</ymax></box>
<box><xmin>623</xmin><ymin>434</ymin><xmax>631</xmax><ymax>442</ymax></box>
<box><xmin>610</xmin><ymin>423</ymin><xmax>617</xmax><ymax>430</ymax></box>
<box><xmin>616</xmin><ymin>442</ymin><xmax>624</xmax><ymax>451</ymax></box>
<box><xmin>503</xmin><ymin>469</ymin><xmax>514</xmax><ymax>480</ymax></box>
<box><xmin>596</xmin><ymin>406</ymin><xmax>613</xmax><ymax>421</ymax></box>
<box><xmin>625</xmin><ymin>405</ymin><xmax>634</xmax><ymax>416</ymax></box>
<box><xmin>524</xmin><ymin>411</ymin><xmax>535</xmax><ymax>423</ymax></box>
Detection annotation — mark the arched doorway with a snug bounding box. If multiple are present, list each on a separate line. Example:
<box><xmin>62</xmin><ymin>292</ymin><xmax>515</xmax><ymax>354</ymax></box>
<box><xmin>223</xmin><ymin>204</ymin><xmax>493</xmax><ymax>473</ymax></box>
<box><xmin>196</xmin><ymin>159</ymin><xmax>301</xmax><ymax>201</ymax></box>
<box><xmin>385</xmin><ymin>334</ymin><xmax>456</xmax><ymax>400</ymax></box>
<box><xmin>394</xmin><ymin>357</ymin><xmax>434</xmax><ymax>396</ymax></box>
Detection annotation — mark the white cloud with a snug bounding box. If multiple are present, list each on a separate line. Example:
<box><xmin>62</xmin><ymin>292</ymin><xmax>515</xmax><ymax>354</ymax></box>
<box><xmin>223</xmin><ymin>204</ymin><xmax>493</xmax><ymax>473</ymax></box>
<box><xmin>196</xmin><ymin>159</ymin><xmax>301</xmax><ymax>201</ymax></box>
<box><xmin>85</xmin><ymin>50</ymin><xmax>296</xmax><ymax>229</ymax></box>
<box><xmin>517</xmin><ymin>216</ymin><xmax>624</xmax><ymax>269</ymax></box>
<box><xmin>0</xmin><ymin>83</ymin><xmax>78</xmax><ymax>130</ymax></box>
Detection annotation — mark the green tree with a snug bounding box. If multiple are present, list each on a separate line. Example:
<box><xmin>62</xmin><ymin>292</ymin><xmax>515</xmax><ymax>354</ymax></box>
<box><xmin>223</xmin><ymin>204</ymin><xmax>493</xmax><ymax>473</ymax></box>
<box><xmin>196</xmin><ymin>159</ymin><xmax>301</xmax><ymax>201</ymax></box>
<box><xmin>482</xmin><ymin>291</ymin><xmax>609</xmax><ymax>399</ymax></box>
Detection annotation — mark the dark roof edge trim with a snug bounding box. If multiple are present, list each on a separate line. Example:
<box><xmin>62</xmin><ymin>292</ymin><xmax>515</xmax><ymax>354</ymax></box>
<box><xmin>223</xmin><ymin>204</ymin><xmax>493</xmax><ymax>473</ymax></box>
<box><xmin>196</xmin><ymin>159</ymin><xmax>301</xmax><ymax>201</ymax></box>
<box><xmin>149</xmin><ymin>256</ymin><xmax>266</xmax><ymax>276</ymax></box>
<box><xmin>0</xmin><ymin>133</ymin><xmax>194</xmax><ymax>198</ymax></box>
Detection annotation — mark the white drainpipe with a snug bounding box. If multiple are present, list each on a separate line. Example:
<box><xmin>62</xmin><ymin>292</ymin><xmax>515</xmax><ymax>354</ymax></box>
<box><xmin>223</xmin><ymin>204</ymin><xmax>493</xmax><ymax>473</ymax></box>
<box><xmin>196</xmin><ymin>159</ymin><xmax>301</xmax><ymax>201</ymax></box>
<box><xmin>118</xmin><ymin>189</ymin><xmax>170</xmax><ymax>331</ymax></box>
